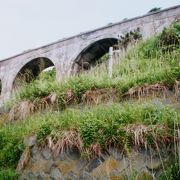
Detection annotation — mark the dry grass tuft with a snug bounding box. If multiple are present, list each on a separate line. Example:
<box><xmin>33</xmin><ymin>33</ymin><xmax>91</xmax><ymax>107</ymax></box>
<box><xmin>35</xmin><ymin>93</ymin><xmax>58</xmax><ymax>111</ymax></box>
<box><xmin>126</xmin><ymin>124</ymin><xmax>149</xmax><ymax>149</ymax></box>
<box><xmin>8</xmin><ymin>101</ymin><xmax>34</xmax><ymax>121</ymax></box>
<box><xmin>174</xmin><ymin>80</ymin><xmax>180</xmax><ymax>100</ymax></box>
<box><xmin>41</xmin><ymin>93</ymin><xmax>57</xmax><ymax>105</ymax></box>
<box><xmin>124</xmin><ymin>83</ymin><xmax>168</xmax><ymax>99</ymax></box>
<box><xmin>8</xmin><ymin>93</ymin><xmax>58</xmax><ymax>121</ymax></box>
<box><xmin>65</xmin><ymin>90</ymin><xmax>74</xmax><ymax>105</ymax></box>
<box><xmin>82</xmin><ymin>88</ymin><xmax>117</xmax><ymax>105</ymax></box>
<box><xmin>47</xmin><ymin>130</ymin><xmax>83</xmax><ymax>156</ymax></box>
<box><xmin>89</xmin><ymin>143</ymin><xmax>102</xmax><ymax>157</ymax></box>
<box><xmin>16</xmin><ymin>147</ymin><xmax>31</xmax><ymax>172</ymax></box>
<box><xmin>125</xmin><ymin>124</ymin><xmax>172</xmax><ymax>149</ymax></box>
<box><xmin>0</xmin><ymin>113</ymin><xmax>8</xmax><ymax>125</ymax></box>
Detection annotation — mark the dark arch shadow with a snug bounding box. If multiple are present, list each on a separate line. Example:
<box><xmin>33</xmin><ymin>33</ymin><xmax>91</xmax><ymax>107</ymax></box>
<box><xmin>73</xmin><ymin>38</ymin><xmax>118</xmax><ymax>73</ymax></box>
<box><xmin>13</xmin><ymin>57</ymin><xmax>55</xmax><ymax>90</ymax></box>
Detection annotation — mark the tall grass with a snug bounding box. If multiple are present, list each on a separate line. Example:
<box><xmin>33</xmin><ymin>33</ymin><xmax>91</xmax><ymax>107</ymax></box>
<box><xmin>9</xmin><ymin>23</ymin><xmax>178</xmax><ymax>106</ymax></box>
<box><xmin>0</xmin><ymin>22</ymin><xmax>179</xmax><ymax>179</ymax></box>
<box><xmin>0</xmin><ymin>102</ymin><xmax>179</xmax><ymax>168</ymax></box>
<box><xmin>13</xmin><ymin>43</ymin><xmax>179</xmax><ymax>107</ymax></box>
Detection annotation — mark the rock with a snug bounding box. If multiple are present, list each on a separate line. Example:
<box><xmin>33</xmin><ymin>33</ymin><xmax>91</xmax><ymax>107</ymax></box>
<box><xmin>136</xmin><ymin>171</ymin><xmax>153</xmax><ymax>180</ymax></box>
<box><xmin>110</xmin><ymin>173</ymin><xmax>127</xmax><ymax>180</ymax></box>
<box><xmin>76</xmin><ymin>159</ymin><xmax>88</xmax><ymax>172</ymax></box>
<box><xmin>19</xmin><ymin>171</ymin><xmax>30</xmax><ymax>180</ymax></box>
<box><xmin>64</xmin><ymin>171</ymin><xmax>78</xmax><ymax>180</ymax></box>
<box><xmin>42</xmin><ymin>148</ymin><xmax>52</xmax><ymax>160</ymax></box>
<box><xmin>31</xmin><ymin>145</ymin><xmax>39</xmax><ymax>156</ymax></box>
<box><xmin>86</xmin><ymin>157</ymin><xmax>104</xmax><ymax>172</ymax></box>
<box><xmin>146</xmin><ymin>158</ymin><xmax>161</xmax><ymax>170</ymax></box>
<box><xmin>107</xmin><ymin>147</ymin><xmax>123</xmax><ymax>161</ymax></box>
<box><xmin>44</xmin><ymin>159</ymin><xmax>54</xmax><ymax>173</ymax></box>
<box><xmin>27</xmin><ymin>171</ymin><xmax>35</xmax><ymax>180</ymax></box>
<box><xmin>35</xmin><ymin>171</ymin><xmax>46</xmax><ymax>180</ymax></box>
<box><xmin>109</xmin><ymin>170</ymin><xmax>128</xmax><ymax>180</ymax></box>
<box><xmin>118</xmin><ymin>157</ymin><xmax>130</xmax><ymax>172</ymax></box>
<box><xmin>17</xmin><ymin>145</ymin><xmax>174</xmax><ymax>179</ymax></box>
<box><xmin>118</xmin><ymin>174</ymin><xmax>128</xmax><ymax>180</ymax></box>
<box><xmin>53</xmin><ymin>150</ymin><xmax>67</xmax><ymax>161</ymax></box>
<box><xmin>79</xmin><ymin>171</ymin><xmax>95</xmax><ymax>180</ymax></box>
<box><xmin>31</xmin><ymin>145</ymin><xmax>41</xmax><ymax>162</ymax></box>
<box><xmin>24</xmin><ymin>135</ymin><xmax>37</xmax><ymax>147</ymax></box>
<box><xmin>131</xmin><ymin>152</ymin><xmax>147</xmax><ymax>172</ymax></box>
<box><xmin>67</xmin><ymin>149</ymin><xmax>80</xmax><ymax>160</ymax></box>
<box><xmin>103</xmin><ymin>177</ymin><xmax>108</xmax><ymax>180</ymax></box>
<box><xmin>109</xmin><ymin>169</ymin><xmax>119</xmax><ymax>176</ymax></box>
<box><xmin>50</xmin><ymin>167</ymin><xmax>63</xmax><ymax>180</ymax></box>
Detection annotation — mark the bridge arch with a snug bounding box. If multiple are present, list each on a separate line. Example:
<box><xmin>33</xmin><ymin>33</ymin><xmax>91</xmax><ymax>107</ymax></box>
<box><xmin>0</xmin><ymin>79</ymin><xmax>2</xmax><ymax>97</ymax></box>
<box><xmin>72</xmin><ymin>37</ymin><xmax>118</xmax><ymax>73</ymax></box>
<box><xmin>13</xmin><ymin>57</ymin><xmax>56</xmax><ymax>90</ymax></box>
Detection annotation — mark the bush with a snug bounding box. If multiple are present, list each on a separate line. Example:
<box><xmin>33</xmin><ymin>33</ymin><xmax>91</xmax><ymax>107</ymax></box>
<box><xmin>138</xmin><ymin>22</ymin><xmax>180</xmax><ymax>58</ymax></box>
<box><xmin>158</xmin><ymin>22</ymin><xmax>180</xmax><ymax>52</ymax></box>
<box><xmin>0</xmin><ymin>169</ymin><xmax>19</xmax><ymax>180</ymax></box>
<box><xmin>159</xmin><ymin>161</ymin><xmax>180</xmax><ymax>180</ymax></box>
<box><xmin>148</xmin><ymin>7</ymin><xmax>161</xmax><ymax>13</ymax></box>
<box><xmin>0</xmin><ymin>135</ymin><xmax>24</xmax><ymax>169</ymax></box>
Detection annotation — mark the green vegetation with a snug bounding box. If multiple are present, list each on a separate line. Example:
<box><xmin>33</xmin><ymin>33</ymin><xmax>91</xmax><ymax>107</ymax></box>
<box><xmin>13</xmin><ymin>23</ymin><xmax>179</xmax><ymax>108</ymax></box>
<box><xmin>148</xmin><ymin>7</ymin><xmax>161</xmax><ymax>13</ymax></box>
<box><xmin>118</xmin><ymin>27</ymin><xmax>142</xmax><ymax>49</ymax></box>
<box><xmin>0</xmin><ymin>22</ymin><xmax>179</xmax><ymax>179</ymax></box>
<box><xmin>0</xmin><ymin>102</ymin><xmax>179</xmax><ymax>166</ymax></box>
<box><xmin>159</xmin><ymin>160</ymin><xmax>180</xmax><ymax>180</ymax></box>
<box><xmin>138</xmin><ymin>22</ymin><xmax>180</xmax><ymax>58</ymax></box>
<box><xmin>0</xmin><ymin>169</ymin><xmax>19</xmax><ymax>180</ymax></box>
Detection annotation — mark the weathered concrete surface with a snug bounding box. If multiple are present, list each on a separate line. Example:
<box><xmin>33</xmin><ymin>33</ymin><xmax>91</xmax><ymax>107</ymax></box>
<box><xmin>0</xmin><ymin>5</ymin><xmax>180</xmax><ymax>107</ymax></box>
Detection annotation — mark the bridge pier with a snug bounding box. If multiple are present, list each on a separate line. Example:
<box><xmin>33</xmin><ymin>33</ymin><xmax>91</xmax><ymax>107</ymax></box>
<box><xmin>0</xmin><ymin>75</ymin><xmax>14</xmax><ymax>111</ymax></box>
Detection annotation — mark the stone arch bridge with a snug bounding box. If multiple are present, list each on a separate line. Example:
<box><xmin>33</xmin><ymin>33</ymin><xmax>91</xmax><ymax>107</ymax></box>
<box><xmin>0</xmin><ymin>5</ymin><xmax>180</xmax><ymax>108</ymax></box>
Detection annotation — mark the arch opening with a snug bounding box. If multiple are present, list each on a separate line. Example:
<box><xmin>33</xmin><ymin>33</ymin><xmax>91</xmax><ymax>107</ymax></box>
<box><xmin>13</xmin><ymin>57</ymin><xmax>56</xmax><ymax>90</ymax></box>
<box><xmin>73</xmin><ymin>38</ymin><xmax>118</xmax><ymax>73</ymax></box>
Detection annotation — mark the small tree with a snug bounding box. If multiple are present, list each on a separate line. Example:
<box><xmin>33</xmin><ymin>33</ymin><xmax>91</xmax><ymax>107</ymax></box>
<box><xmin>118</xmin><ymin>27</ymin><xmax>142</xmax><ymax>50</ymax></box>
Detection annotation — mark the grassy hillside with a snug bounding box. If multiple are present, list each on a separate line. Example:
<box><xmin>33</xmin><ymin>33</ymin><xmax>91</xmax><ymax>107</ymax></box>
<box><xmin>0</xmin><ymin>22</ymin><xmax>179</xmax><ymax>179</ymax></box>
<box><xmin>12</xmin><ymin>23</ymin><xmax>179</xmax><ymax>108</ymax></box>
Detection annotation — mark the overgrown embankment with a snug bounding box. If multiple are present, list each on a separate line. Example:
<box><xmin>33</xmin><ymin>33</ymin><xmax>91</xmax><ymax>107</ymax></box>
<box><xmin>0</xmin><ymin>22</ymin><xmax>179</xmax><ymax>179</ymax></box>
<box><xmin>12</xmin><ymin>23</ymin><xmax>179</xmax><ymax>109</ymax></box>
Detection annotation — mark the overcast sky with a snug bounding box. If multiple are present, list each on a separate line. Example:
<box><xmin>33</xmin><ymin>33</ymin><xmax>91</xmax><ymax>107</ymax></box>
<box><xmin>0</xmin><ymin>0</ymin><xmax>179</xmax><ymax>60</ymax></box>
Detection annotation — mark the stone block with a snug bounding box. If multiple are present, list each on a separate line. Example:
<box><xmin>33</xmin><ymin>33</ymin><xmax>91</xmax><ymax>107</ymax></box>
<box><xmin>79</xmin><ymin>171</ymin><xmax>95</xmax><ymax>180</ymax></box>
<box><xmin>50</xmin><ymin>167</ymin><xmax>63</xmax><ymax>180</ymax></box>
<box><xmin>64</xmin><ymin>171</ymin><xmax>78</xmax><ymax>180</ymax></box>
<box><xmin>24</xmin><ymin>135</ymin><xmax>37</xmax><ymax>147</ymax></box>
<box><xmin>42</xmin><ymin>147</ymin><xmax>52</xmax><ymax>160</ymax></box>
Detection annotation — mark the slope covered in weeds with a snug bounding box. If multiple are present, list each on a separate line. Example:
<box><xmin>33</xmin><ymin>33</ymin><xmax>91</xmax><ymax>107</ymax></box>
<box><xmin>14</xmin><ymin>22</ymin><xmax>180</xmax><ymax>109</ymax></box>
<box><xmin>0</xmin><ymin>22</ymin><xmax>180</xmax><ymax>178</ymax></box>
<box><xmin>0</xmin><ymin>102</ymin><xmax>179</xmax><ymax>166</ymax></box>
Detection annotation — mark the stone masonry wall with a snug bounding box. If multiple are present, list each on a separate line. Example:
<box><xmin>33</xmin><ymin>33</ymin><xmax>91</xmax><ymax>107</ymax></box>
<box><xmin>18</xmin><ymin>137</ymin><xmax>175</xmax><ymax>180</ymax></box>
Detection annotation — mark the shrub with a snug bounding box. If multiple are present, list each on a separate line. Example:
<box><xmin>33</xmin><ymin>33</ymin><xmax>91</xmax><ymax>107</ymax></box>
<box><xmin>158</xmin><ymin>22</ymin><xmax>180</xmax><ymax>52</ymax></box>
<box><xmin>159</xmin><ymin>160</ymin><xmax>180</xmax><ymax>180</ymax></box>
<box><xmin>0</xmin><ymin>169</ymin><xmax>19</xmax><ymax>180</ymax></box>
<box><xmin>148</xmin><ymin>7</ymin><xmax>161</xmax><ymax>13</ymax></box>
<box><xmin>138</xmin><ymin>22</ymin><xmax>180</xmax><ymax>58</ymax></box>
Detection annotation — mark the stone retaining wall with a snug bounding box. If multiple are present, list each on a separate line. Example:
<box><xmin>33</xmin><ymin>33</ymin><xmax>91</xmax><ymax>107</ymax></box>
<box><xmin>18</xmin><ymin>138</ymin><xmax>175</xmax><ymax>180</ymax></box>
